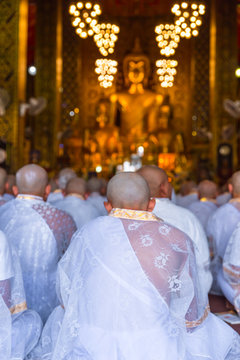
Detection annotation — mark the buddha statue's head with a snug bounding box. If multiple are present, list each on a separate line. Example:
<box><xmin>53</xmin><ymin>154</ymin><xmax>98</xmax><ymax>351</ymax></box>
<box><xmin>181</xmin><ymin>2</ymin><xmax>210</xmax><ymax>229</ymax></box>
<box><xmin>123</xmin><ymin>38</ymin><xmax>150</xmax><ymax>93</ymax></box>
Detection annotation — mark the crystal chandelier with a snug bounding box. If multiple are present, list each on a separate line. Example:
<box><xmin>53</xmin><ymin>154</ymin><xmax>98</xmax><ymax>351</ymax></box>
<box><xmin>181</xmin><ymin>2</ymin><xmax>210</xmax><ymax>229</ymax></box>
<box><xmin>69</xmin><ymin>1</ymin><xmax>102</xmax><ymax>39</ymax></box>
<box><xmin>156</xmin><ymin>59</ymin><xmax>178</xmax><ymax>88</ymax></box>
<box><xmin>95</xmin><ymin>59</ymin><xmax>118</xmax><ymax>88</ymax></box>
<box><xmin>155</xmin><ymin>24</ymin><xmax>181</xmax><ymax>57</ymax></box>
<box><xmin>171</xmin><ymin>1</ymin><xmax>205</xmax><ymax>38</ymax></box>
<box><xmin>93</xmin><ymin>23</ymin><xmax>120</xmax><ymax>57</ymax></box>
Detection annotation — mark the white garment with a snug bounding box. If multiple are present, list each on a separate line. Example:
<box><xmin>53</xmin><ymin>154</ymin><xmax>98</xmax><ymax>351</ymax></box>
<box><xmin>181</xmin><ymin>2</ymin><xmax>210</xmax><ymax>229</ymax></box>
<box><xmin>207</xmin><ymin>201</ymin><xmax>240</xmax><ymax>294</ymax></box>
<box><xmin>216</xmin><ymin>192</ymin><xmax>232</xmax><ymax>206</ymax></box>
<box><xmin>33</xmin><ymin>210</ymin><xmax>240</xmax><ymax>360</ymax></box>
<box><xmin>221</xmin><ymin>223</ymin><xmax>240</xmax><ymax>313</ymax></box>
<box><xmin>2</xmin><ymin>193</ymin><xmax>14</xmax><ymax>202</ymax></box>
<box><xmin>54</xmin><ymin>195</ymin><xmax>99</xmax><ymax>229</ymax></box>
<box><xmin>188</xmin><ymin>200</ymin><xmax>218</xmax><ymax>232</ymax></box>
<box><xmin>153</xmin><ymin>198</ymin><xmax>212</xmax><ymax>295</ymax></box>
<box><xmin>47</xmin><ymin>190</ymin><xmax>64</xmax><ymax>204</ymax></box>
<box><xmin>0</xmin><ymin>230</ymin><xmax>42</xmax><ymax>360</ymax></box>
<box><xmin>0</xmin><ymin>195</ymin><xmax>77</xmax><ymax>322</ymax></box>
<box><xmin>0</xmin><ymin>195</ymin><xmax>6</xmax><ymax>207</ymax></box>
<box><xmin>86</xmin><ymin>192</ymin><xmax>108</xmax><ymax>216</ymax></box>
<box><xmin>176</xmin><ymin>193</ymin><xmax>198</xmax><ymax>208</ymax></box>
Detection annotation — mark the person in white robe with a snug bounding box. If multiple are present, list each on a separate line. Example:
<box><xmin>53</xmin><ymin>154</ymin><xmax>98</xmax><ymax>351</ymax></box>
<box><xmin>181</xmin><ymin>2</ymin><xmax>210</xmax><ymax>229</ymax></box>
<box><xmin>137</xmin><ymin>165</ymin><xmax>212</xmax><ymax>296</ymax></box>
<box><xmin>0</xmin><ymin>164</ymin><xmax>77</xmax><ymax>323</ymax></box>
<box><xmin>47</xmin><ymin>168</ymin><xmax>77</xmax><ymax>204</ymax></box>
<box><xmin>31</xmin><ymin>172</ymin><xmax>240</xmax><ymax>360</ymax></box>
<box><xmin>217</xmin><ymin>223</ymin><xmax>240</xmax><ymax>312</ymax></box>
<box><xmin>207</xmin><ymin>170</ymin><xmax>240</xmax><ymax>294</ymax></box>
<box><xmin>54</xmin><ymin>177</ymin><xmax>99</xmax><ymax>229</ymax></box>
<box><xmin>0</xmin><ymin>230</ymin><xmax>42</xmax><ymax>360</ymax></box>
<box><xmin>187</xmin><ymin>180</ymin><xmax>218</xmax><ymax>233</ymax></box>
<box><xmin>3</xmin><ymin>174</ymin><xmax>16</xmax><ymax>202</ymax></box>
<box><xmin>86</xmin><ymin>177</ymin><xmax>108</xmax><ymax>216</ymax></box>
<box><xmin>0</xmin><ymin>167</ymin><xmax>7</xmax><ymax>206</ymax></box>
<box><xmin>176</xmin><ymin>180</ymin><xmax>198</xmax><ymax>208</ymax></box>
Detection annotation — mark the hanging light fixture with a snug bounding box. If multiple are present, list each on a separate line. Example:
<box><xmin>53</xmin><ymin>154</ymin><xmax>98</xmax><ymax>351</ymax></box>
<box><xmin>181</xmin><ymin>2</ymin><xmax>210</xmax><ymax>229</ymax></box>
<box><xmin>69</xmin><ymin>1</ymin><xmax>102</xmax><ymax>39</ymax></box>
<box><xmin>156</xmin><ymin>59</ymin><xmax>178</xmax><ymax>88</ymax></box>
<box><xmin>155</xmin><ymin>24</ymin><xmax>181</xmax><ymax>57</ymax></box>
<box><xmin>95</xmin><ymin>59</ymin><xmax>118</xmax><ymax>88</ymax></box>
<box><xmin>171</xmin><ymin>1</ymin><xmax>205</xmax><ymax>38</ymax></box>
<box><xmin>93</xmin><ymin>23</ymin><xmax>120</xmax><ymax>57</ymax></box>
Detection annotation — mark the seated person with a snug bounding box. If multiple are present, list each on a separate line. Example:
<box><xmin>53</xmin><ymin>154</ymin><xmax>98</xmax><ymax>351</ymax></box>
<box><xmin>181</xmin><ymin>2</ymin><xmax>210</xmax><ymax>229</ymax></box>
<box><xmin>219</xmin><ymin>223</ymin><xmax>240</xmax><ymax>313</ymax></box>
<box><xmin>33</xmin><ymin>172</ymin><xmax>240</xmax><ymax>360</ymax></box>
<box><xmin>0</xmin><ymin>230</ymin><xmax>42</xmax><ymax>359</ymax></box>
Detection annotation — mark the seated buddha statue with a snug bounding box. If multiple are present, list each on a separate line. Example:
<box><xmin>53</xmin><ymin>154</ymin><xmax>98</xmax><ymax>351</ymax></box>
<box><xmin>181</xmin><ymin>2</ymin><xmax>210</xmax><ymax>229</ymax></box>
<box><xmin>110</xmin><ymin>38</ymin><xmax>164</xmax><ymax>143</ymax></box>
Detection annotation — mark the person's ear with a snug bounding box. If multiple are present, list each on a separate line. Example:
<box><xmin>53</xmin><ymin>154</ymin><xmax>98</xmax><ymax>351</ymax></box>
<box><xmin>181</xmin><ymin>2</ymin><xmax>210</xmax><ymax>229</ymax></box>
<box><xmin>147</xmin><ymin>198</ymin><xmax>156</xmax><ymax>212</ymax></box>
<box><xmin>228</xmin><ymin>183</ymin><xmax>233</xmax><ymax>195</ymax></box>
<box><xmin>12</xmin><ymin>185</ymin><xmax>19</xmax><ymax>197</ymax></box>
<box><xmin>104</xmin><ymin>201</ymin><xmax>113</xmax><ymax>213</ymax></box>
<box><xmin>45</xmin><ymin>184</ymin><xmax>51</xmax><ymax>197</ymax></box>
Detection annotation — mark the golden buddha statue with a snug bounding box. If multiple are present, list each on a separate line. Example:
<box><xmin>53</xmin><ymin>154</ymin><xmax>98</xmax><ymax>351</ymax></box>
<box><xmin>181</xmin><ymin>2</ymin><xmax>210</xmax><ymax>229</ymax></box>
<box><xmin>110</xmin><ymin>38</ymin><xmax>164</xmax><ymax>143</ymax></box>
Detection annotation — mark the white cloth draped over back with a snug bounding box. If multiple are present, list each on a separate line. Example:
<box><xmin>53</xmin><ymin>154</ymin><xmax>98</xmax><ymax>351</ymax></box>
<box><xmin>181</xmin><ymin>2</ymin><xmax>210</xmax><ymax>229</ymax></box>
<box><xmin>34</xmin><ymin>210</ymin><xmax>240</xmax><ymax>360</ymax></box>
<box><xmin>187</xmin><ymin>200</ymin><xmax>218</xmax><ymax>233</ymax></box>
<box><xmin>153</xmin><ymin>198</ymin><xmax>212</xmax><ymax>295</ymax></box>
<box><xmin>0</xmin><ymin>195</ymin><xmax>76</xmax><ymax>322</ymax></box>
<box><xmin>221</xmin><ymin>223</ymin><xmax>240</xmax><ymax>314</ymax></box>
<box><xmin>207</xmin><ymin>201</ymin><xmax>240</xmax><ymax>294</ymax></box>
<box><xmin>0</xmin><ymin>230</ymin><xmax>42</xmax><ymax>360</ymax></box>
<box><xmin>54</xmin><ymin>195</ymin><xmax>99</xmax><ymax>229</ymax></box>
<box><xmin>86</xmin><ymin>193</ymin><xmax>108</xmax><ymax>216</ymax></box>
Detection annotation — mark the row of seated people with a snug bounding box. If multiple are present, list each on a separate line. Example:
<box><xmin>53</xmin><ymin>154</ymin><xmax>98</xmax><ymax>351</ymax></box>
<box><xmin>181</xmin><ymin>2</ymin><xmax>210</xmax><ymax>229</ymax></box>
<box><xmin>0</xmin><ymin>164</ymin><xmax>239</xmax><ymax>359</ymax></box>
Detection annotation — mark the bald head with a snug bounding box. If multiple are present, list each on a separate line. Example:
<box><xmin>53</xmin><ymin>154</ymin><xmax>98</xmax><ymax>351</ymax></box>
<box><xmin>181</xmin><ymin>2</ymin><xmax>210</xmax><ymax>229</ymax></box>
<box><xmin>179</xmin><ymin>180</ymin><xmax>197</xmax><ymax>196</ymax></box>
<box><xmin>231</xmin><ymin>171</ymin><xmax>240</xmax><ymax>197</ymax></box>
<box><xmin>87</xmin><ymin>177</ymin><xmax>102</xmax><ymax>194</ymax></box>
<box><xmin>16</xmin><ymin>164</ymin><xmax>48</xmax><ymax>196</ymax></box>
<box><xmin>137</xmin><ymin>165</ymin><xmax>171</xmax><ymax>199</ymax></box>
<box><xmin>66</xmin><ymin>177</ymin><xmax>86</xmax><ymax>196</ymax></box>
<box><xmin>107</xmin><ymin>172</ymin><xmax>150</xmax><ymax>210</ymax></box>
<box><xmin>0</xmin><ymin>168</ymin><xmax>7</xmax><ymax>194</ymax></box>
<box><xmin>58</xmin><ymin>168</ymin><xmax>77</xmax><ymax>190</ymax></box>
<box><xmin>198</xmin><ymin>180</ymin><xmax>218</xmax><ymax>200</ymax></box>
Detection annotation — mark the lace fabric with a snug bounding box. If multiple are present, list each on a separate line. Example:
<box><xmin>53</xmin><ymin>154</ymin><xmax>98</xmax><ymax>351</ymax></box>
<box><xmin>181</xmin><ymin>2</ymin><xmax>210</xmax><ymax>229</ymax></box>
<box><xmin>0</xmin><ymin>197</ymin><xmax>76</xmax><ymax>322</ymax></box>
<box><xmin>42</xmin><ymin>212</ymin><xmax>239</xmax><ymax>360</ymax></box>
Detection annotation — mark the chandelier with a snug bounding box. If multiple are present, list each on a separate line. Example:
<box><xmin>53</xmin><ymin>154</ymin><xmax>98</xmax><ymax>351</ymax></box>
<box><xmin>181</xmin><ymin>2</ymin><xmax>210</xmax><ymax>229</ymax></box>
<box><xmin>156</xmin><ymin>59</ymin><xmax>178</xmax><ymax>88</ymax></box>
<box><xmin>95</xmin><ymin>59</ymin><xmax>118</xmax><ymax>88</ymax></box>
<box><xmin>155</xmin><ymin>24</ymin><xmax>180</xmax><ymax>57</ymax></box>
<box><xmin>93</xmin><ymin>23</ymin><xmax>120</xmax><ymax>57</ymax></box>
<box><xmin>69</xmin><ymin>1</ymin><xmax>102</xmax><ymax>39</ymax></box>
<box><xmin>171</xmin><ymin>1</ymin><xmax>205</xmax><ymax>38</ymax></box>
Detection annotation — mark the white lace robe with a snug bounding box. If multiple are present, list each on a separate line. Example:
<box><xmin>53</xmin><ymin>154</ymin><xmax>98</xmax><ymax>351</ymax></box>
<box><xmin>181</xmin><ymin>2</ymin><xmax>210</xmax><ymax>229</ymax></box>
<box><xmin>220</xmin><ymin>223</ymin><xmax>240</xmax><ymax>313</ymax></box>
<box><xmin>153</xmin><ymin>198</ymin><xmax>212</xmax><ymax>295</ymax></box>
<box><xmin>0</xmin><ymin>195</ymin><xmax>77</xmax><ymax>322</ymax></box>
<box><xmin>54</xmin><ymin>195</ymin><xmax>99</xmax><ymax>229</ymax></box>
<box><xmin>0</xmin><ymin>230</ymin><xmax>42</xmax><ymax>360</ymax></box>
<box><xmin>207</xmin><ymin>201</ymin><xmax>240</xmax><ymax>294</ymax></box>
<box><xmin>32</xmin><ymin>210</ymin><xmax>240</xmax><ymax>360</ymax></box>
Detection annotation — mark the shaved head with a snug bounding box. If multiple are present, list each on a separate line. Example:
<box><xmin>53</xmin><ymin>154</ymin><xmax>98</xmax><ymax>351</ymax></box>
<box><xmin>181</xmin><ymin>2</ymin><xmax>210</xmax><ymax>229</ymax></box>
<box><xmin>16</xmin><ymin>164</ymin><xmax>48</xmax><ymax>196</ymax></box>
<box><xmin>179</xmin><ymin>180</ymin><xmax>197</xmax><ymax>196</ymax></box>
<box><xmin>231</xmin><ymin>171</ymin><xmax>240</xmax><ymax>196</ymax></box>
<box><xmin>66</xmin><ymin>177</ymin><xmax>86</xmax><ymax>196</ymax></box>
<box><xmin>0</xmin><ymin>168</ymin><xmax>7</xmax><ymax>194</ymax></box>
<box><xmin>107</xmin><ymin>172</ymin><xmax>150</xmax><ymax>210</ymax></box>
<box><xmin>58</xmin><ymin>168</ymin><xmax>77</xmax><ymax>190</ymax></box>
<box><xmin>137</xmin><ymin>165</ymin><xmax>171</xmax><ymax>199</ymax></box>
<box><xmin>198</xmin><ymin>180</ymin><xmax>218</xmax><ymax>199</ymax></box>
<box><xmin>87</xmin><ymin>177</ymin><xmax>102</xmax><ymax>194</ymax></box>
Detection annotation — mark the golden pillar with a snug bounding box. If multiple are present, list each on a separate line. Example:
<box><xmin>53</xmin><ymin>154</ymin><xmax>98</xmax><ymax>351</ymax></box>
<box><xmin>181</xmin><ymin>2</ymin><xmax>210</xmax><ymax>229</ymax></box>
<box><xmin>210</xmin><ymin>0</ymin><xmax>238</xmax><ymax>170</ymax></box>
<box><xmin>35</xmin><ymin>0</ymin><xmax>62</xmax><ymax>169</ymax></box>
<box><xmin>0</xmin><ymin>0</ymin><xmax>28</xmax><ymax>171</ymax></box>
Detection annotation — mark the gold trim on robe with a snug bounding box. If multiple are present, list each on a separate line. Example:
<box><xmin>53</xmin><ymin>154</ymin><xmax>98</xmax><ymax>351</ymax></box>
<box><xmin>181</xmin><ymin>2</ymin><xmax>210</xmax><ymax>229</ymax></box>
<box><xmin>17</xmin><ymin>194</ymin><xmax>43</xmax><ymax>201</ymax></box>
<box><xmin>185</xmin><ymin>305</ymin><xmax>210</xmax><ymax>328</ymax></box>
<box><xmin>10</xmin><ymin>301</ymin><xmax>27</xmax><ymax>315</ymax></box>
<box><xmin>109</xmin><ymin>208</ymin><xmax>159</xmax><ymax>221</ymax></box>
